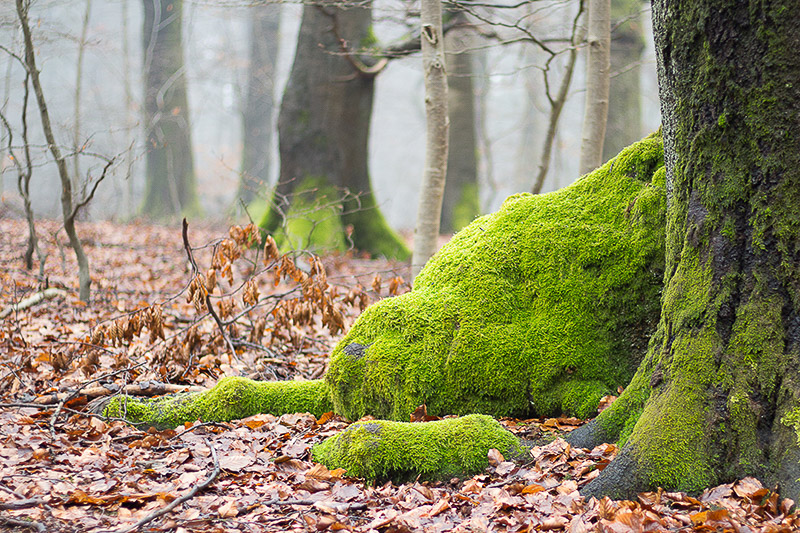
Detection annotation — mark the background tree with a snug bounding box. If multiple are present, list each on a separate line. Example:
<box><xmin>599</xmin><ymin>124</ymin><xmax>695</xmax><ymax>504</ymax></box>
<box><xmin>571</xmin><ymin>0</ymin><xmax>800</xmax><ymax>500</ymax></box>
<box><xmin>440</xmin><ymin>12</ymin><xmax>479</xmax><ymax>233</ymax></box>
<box><xmin>411</xmin><ymin>0</ymin><xmax>449</xmax><ymax>277</ymax></box>
<box><xmin>602</xmin><ymin>0</ymin><xmax>645</xmax><ymax>162</ymax></box>
<box><xmin>141</xmin><ymin>0</ymin><xmax>198</xmax><ymax>218</ymax></box>
<box><xmin>260</xmin><ymin>0</ymin><xmax>408</xmax><ymax>259</ymax></box>
<box><xmin>238</xmin><ymin>4</ymin><xmax>279</xmax><ymax>207</ymax></box>
<box><xmin>578</xmin><ymin>0</ymin><xmax>610</xmax><ymax>175</ymax></box>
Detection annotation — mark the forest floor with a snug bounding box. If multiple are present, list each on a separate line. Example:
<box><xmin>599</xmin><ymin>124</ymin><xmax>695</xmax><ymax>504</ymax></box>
<box><xmin>0</xmin><ymin>218</ymin><xmax>798</xmax><ymax>533</ymax></box>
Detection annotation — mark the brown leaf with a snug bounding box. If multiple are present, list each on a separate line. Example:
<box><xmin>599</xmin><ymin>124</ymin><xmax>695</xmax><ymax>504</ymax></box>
<box><xmin>488</xmin><ymin>448</ymin><xmax>505</xmax><ymax>467</ymax></box>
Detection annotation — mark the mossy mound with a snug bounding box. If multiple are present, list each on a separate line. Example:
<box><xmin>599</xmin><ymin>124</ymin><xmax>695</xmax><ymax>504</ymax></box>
<box><xmin>103</xmin><ymin>377</ymin><xmax>332</xmax><ymax>430</ymax></box>
<box><xmin>312</xmin><ymin>414</ymin><xmax>526</xmax><ymax>481</ymax></box>
<box><xmin>325</xmin><ymin>132</ymin><xmax>666</xmax><ymax>421</ymax></box>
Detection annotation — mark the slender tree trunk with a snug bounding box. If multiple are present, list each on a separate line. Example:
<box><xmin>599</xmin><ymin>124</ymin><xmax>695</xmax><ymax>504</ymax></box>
<box><xmin>261</xmin><ymin>1</ymin><xmax>408</xmax><ymax>260</ymax></box>
<box><xmin>72</xmin><ymin>0</ymin><xmax>92</xmax><ymax>189</ymax></box>
<box><xmin>238</xmin><ymin>5</ymin><xmax>279</xmax><ymax>207</ymax></box>
<box><xmin>602</xmin><ymin>0</ymin><xmax>645</xmax><ymax>162</ymax></box>
<box><xmin>440</xmin><ymin>18</ymin><xmax>478</xmax><ymax>233</ymax></box>
<box><xmin>572</xmin><ymin>0</ymin><xmax>800</xmax><ymax>501</ymax></box>
<box><xmin>17</xmin><ymin>0</ymin><xmax>91</xmax><ymax>301</ymax></box>
<box><xmin>578</xmin><ymin>0</ymin><xmax>611</xmax><ymax>175</ymax></box>
<box><xmin>411</xmin><ymin>0</ymin><xmax>449</xmax><ymax>278</ymax></box>
<box><xmin>121</xmin><ymin>0</ymin><xmax>136</xmax><ymax>217</ymax></box>
<box><xmin>141</xmin><ymin>0</ymin><xmax>198</xmax><ymax>219</ymax></box>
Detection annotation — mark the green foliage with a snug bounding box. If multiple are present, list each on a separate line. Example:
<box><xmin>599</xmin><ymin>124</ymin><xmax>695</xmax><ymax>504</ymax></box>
<box><xmin>326</xmin><ymin>132</ymin><xmax>667</xmax><ymax>422</ymax></box>
<box><xmin>312</xmin><ymin>414</ymin><xmax>525</xmax><ymax>481</ymax></box>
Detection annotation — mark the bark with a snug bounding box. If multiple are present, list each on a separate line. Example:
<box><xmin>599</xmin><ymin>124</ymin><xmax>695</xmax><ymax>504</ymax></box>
<box><xmin>572</xmin><ymin>0</ymin><xmax>800</xmax><ymax>500</ymax></box>
<box><xmin>261</xmin><ymin>2</ymin><xmax>408</xmax><ymax>260</ymax></box>
<box><xmin>238</xmin><ymin>5</ymin><xmax>279</xmax><ymax>206</ymax></box>
<box><xmin>602</xmin><ymin>0</ymin><xmax>645</xmax><ymax>162</ymax></box>
<box><xmin>411</xmin><ymin>0</ymin><xmax>449</xmax><ymax>278</ymax></box>
<box><xmin>578</xmin><ymin>0</ymin><xmax>611</xmax><ymax>175</ymax></box>
<box><xmin>440</xmin><ymin>21</ymin><xmax>478</xmax><ymax>233</ymax></box>
<box><xmin>17</xmin><ymin>0</ymin><xmax>92</xmax><ymax>301</ymax></box>
<box><xmin>141</xmin><ymin>0</ymin><xmax>198</xmax><ymax>219</ymax></box>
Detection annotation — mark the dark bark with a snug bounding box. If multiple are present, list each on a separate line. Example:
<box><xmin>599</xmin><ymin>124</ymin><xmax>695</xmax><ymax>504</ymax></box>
<box><xmin>260</xmin><ymin>2</ymin><xmax>408</xmax><ymax>260</ymax></box>
<box><xmin>141</xmin><ymin>0</ymin><xmax>198</xmax><ymax>219</ymax></box>
<box><xmin>574</xmin><ymin>0</ymin><xmax>800</xmax><ymax>500</ymax></box>
<box><xmin>602</xmin><ymin>0</ymin><xmax>645</xmax><ymax>162</ymax></box>
<box><xmin>238</xmin><ymin>5</ymin><xmax>279</xmax><ymax>206</ymax></box>
<box><xmin>440</xmin><ymin>24</ymin><xmax>479</xmax><ymax>234</ymax></box>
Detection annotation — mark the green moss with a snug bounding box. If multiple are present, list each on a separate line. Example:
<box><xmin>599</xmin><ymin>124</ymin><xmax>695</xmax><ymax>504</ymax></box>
<box><xmin>326</xmin><ymin>132</ymin><xmax>666</xmax><ymax>422</ymax></box>
<box><xmin>341</xmin><ymin>193</ymin><xmax>410</xmax><ymax>260</ymax></box>
<box><xmin>312</xmin><ymin>414</ymin><xmax>525</xmax><ymax>481</ymax></box>
<box><xmin>450</xmin><ymin>182</ymin><xmax>480</xmax><ymax>231</ymax></box>
<box><xmin>104</xmin><ymin>377</ymin><xmax>333</xmax><ymax>430</ymax></box>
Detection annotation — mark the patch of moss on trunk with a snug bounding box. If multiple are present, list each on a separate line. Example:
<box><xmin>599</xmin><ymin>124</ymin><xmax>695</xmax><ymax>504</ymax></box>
<box><xmin>312</xmin><ymin>414</ymin><xmax>526</xmax><ymax>481</ymax></box>
<box><xmin>326</xmin><ymin>132</ymin><xmax>666</xmax><ymax>422</ymax></box>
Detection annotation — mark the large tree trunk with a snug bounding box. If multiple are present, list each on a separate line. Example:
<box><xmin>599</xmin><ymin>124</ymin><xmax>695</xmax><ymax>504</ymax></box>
<box><xmin>440</xmin><ymin>21</ymin><xmax>478</xmax><ymax>234</ymax></box>
<box><xmin>601</xmin><ymin>0</ymin><xmax>645</xmax><ymax>162</ymax></box>
<box><xmin>572</xmin><ymin>0</ymin><xmax>800</xmax><ymax>501</ymax></box>
<box><xmin>260</xmin><ymin>2</ymin><xmax>408</xmax><ymax>260</ymax></box>
<box><xmin>238</xmin><ymin>5</ymin><xmax>279</xmax><ymax>207</ymax></box>
<box><xmin>141</xmin><ymin>0</ymin><xmax>198</xmax><ymax>219</ymax></box>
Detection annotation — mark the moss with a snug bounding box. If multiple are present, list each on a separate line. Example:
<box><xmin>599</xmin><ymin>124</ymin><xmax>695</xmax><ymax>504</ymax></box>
<box><xmin>104</xmin><ymin>377</ymin><xmax>333</xmax><ymax>430</ymax></box>
<box><xmin>259</xmin><ymin>177</ymin><xmax>410</xmax><ymax>260</ymax></box>
<box><xmin>312</xmin><ymin>414</ymin><xmax>525</xmax><ymax>482</ymax></box>
<box><xmin>326</xmin><ymin>132</ymin><xmax>666</xmax><ymax>422</ymax></box>
<box><xmin>450</xmin><ymin>182</ymin><xmax>480</xmax><ymax>232</ymax></box>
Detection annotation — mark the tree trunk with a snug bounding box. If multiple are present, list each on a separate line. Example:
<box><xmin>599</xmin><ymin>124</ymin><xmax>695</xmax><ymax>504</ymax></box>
<box><xmin>261</xmin><ymin>2</ymin><xmax>408</xmax><ymax>260</ymax></box>
<box><xmin>17</xmin><ymin>0</ymin><xmax>92</xmax><ymax>301</ymax></box>
<box><xmin>411</xmin><ymin>0</ymin><xmax>449</xmax><ymax>278</ymax></box>
<box><xmin>440</xmin><ymin>21</ymin><xmax>478</xmax><ymax>234</ymax></box>
<box><xmin>578</xmin><ymin>0</ymin><xmax>611</xmax><ymax>175</ymax></box>
<box><xmin>238</xmin><ymin>5</ymin><xmax>279</xmax><ymax>207</ymax></box>
<box><xmin>572</xmin><ymin>0</ymin><xmax>800</xmax><ymax>501</ymax></box>
<box><xmin>602</xmin><ymin>0</ymin><xmax>645</xmax><ymax>162</ymax></box>
<box><xmin>141</xmin><ymin>0</ymin><xmax>198</xmax><ymax>219</ymax></box>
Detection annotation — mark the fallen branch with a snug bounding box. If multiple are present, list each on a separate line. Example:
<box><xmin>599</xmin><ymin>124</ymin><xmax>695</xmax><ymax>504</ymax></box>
<box><xmin>0</xmin><ymin>288</ymin><xmax>67</xmax><ymax>319</ymax></box>
<box><xmin>264</xmin><ymin>498</ymin><xmax>369</xmax><ymax>512</ymax></box>
<box><xmin>33</xmin><ymin>382</ymin><xmax>206</xmax><ymax>405</ymax></box>
<box><xmin>0</xmin><ymin>516</ymin><xmax>46</xmax><ymax>532</ymax></box>
<box><xmin>0</xmin><ymin>497</ymin><xmax>47</xmax><ymax>510</ymax></box>
<box><xmin>114</xmin><ymin>437</ymin><xmax>219</xmax><ymax>533</ymax></box>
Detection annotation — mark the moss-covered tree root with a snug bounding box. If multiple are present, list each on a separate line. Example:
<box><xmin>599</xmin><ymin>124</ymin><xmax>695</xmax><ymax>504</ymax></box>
<box><xmin>326</xmin><ymin>131</ymin><xmax>667</xmax><ymax>422</ymax></box>
<box><xmin>103</xmin><ymin>377</ymin><xmax>332</xmax><ymax>430</ymax></box>
<box><xmin>312</xmin><ymin>414</ymin><xmax>526</xmax><ymax>482</ymax></box>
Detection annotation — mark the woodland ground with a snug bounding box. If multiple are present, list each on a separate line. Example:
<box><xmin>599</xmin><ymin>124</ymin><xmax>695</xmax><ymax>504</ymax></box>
<box><xmin>0</xmin><ymin>218</ymin><xmax>798</xmax><ymax>533</ymax></box>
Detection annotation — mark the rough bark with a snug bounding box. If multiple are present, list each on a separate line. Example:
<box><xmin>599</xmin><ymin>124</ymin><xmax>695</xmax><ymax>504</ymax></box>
<box><xmin>238</xmin><ymin>5</ymin><xmax>279</xmax><ymax>207</ymax></box>
<box><xmin>440</xmin><ymin>23</ymin><xmax>479</xmax><ymax>233</ymax></box>
<box><xmin>572</xmin><ymin>0</ymin><xmax>800</xmax><ymax>501</ymax></box>
<box><xmin>411</xmin><ymin>0</ymin><xmax>449</xmax><ymax>277</ymax></box>
<box><xmin>602</xmin><ymin>0</ymin><xmax>645</xmax><ymax>162</ymax></box>
<box><xmin>260</xmin><ymin>2</ymin><xmax>408</xmax><ymax>260</ymax></box>
<box><xmin>141</xmin><ymin>0</ymin><xmax>198</xmax><ymax>219</ymax></box>
<box><xmin>578</xmin><ymin>0</ymin><xmax>611</xmax><ymax>175</ymax></box>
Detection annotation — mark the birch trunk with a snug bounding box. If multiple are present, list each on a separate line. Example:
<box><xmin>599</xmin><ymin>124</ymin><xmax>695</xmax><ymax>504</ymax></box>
<box><xmin>411</xmin><ymin>0</ymin><xmax>449</xmax><ymax>279</ymax></box>
<box><xmin>578</xmin><ymin>0</ymin><xmax>611</xmax><ymax>175</ymax></box>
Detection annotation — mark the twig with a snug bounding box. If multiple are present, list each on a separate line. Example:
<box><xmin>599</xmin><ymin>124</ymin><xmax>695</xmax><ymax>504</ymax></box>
<box><xmin>0</xmin><ymin>288</ymin><xmax>67</xmax><ymax>319</ymax></box>
<box><xmin>181</xmin><ymin>218</ymin><xmax>237</xmax><ymax>362</ymax></box>
<box><xmin>264</xmin><ymin>497</ymin><xmax>369</xmax><ymax>512</ymax></box>
<box><xmin>33</xmin><ymin>382</ymin><xmax>206</xmax><ymax>405</ymax></box>
<box><xmin>0</xmin><ymin>516</ymin><xmax>46</xmax><ymax>532</ymax></box>
<box><xmin>0</xmin><ymin>498</ymin><xmax>46</xmax><ymax>510</ymax></box>
<box><xmin>114</xmin><ymin>437</ymin><xmax>219</xmax><ymax>533</ymax></box>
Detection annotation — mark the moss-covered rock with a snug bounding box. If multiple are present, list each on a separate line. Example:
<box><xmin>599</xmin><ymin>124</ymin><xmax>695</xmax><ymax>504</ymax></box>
<box><xmin>312</xmin><ymin>414</ymin><xmax>526</xmax><ymax>481</ymax></box>
<box><xmin>103</xmin><ymin>377</ymin><xmax>332</xmax><ymax>430</ymax></box>
<box><xmin>325</xmin><ymin>132</ymin><xmax>666</xmax><ymax>421</ymax></box>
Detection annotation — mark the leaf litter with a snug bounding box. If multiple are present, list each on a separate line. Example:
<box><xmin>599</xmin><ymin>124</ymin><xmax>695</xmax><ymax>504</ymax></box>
<box><xmin>1</xmin><ymin>218</ymin><xmax>799</xmax><ymax>532</ymax></box>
